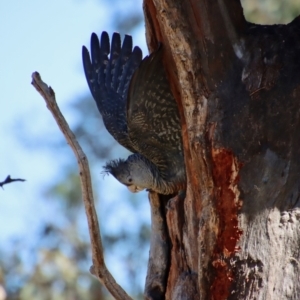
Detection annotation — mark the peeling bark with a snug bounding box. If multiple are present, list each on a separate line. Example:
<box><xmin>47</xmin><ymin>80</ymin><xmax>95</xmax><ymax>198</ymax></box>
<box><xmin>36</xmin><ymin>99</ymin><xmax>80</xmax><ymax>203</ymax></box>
<box><xmin>143</xmin><ymin>0</ymin><xmax>300</xmax><ymax>299</ymax></box>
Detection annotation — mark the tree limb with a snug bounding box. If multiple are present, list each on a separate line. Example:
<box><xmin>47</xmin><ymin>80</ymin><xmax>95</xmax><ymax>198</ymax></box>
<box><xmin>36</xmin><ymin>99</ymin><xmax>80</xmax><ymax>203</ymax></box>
<box><xmin>145</xmin><ymin>192</ymin><xmax>170</xmax><ymax>299</ymax></box>
<box><xmin>31</xmin><ymin>71</ymin><xmax>133</xmax><ymax>300</ymax></box>
<box><xmin>0</xmin><ymin>175</ymin><xmax>25</xmax><ymax>189</ymax></box>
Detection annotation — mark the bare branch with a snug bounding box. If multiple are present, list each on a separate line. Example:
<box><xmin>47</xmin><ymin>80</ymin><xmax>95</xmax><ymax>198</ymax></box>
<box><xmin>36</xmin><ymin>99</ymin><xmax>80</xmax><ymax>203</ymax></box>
<box><xmin>0</xmin><ymin>175</ymin><xmax>25</xmax><ymax>189</ymax></box>
<box><xmin>145</xmin><ymin>192</ymin><xmax>170</xmax><ymax>299</ymax></box>
<box><xmin>31</xmin><ymin>71</ymin><xmax>133</xmax><ymax>300</ymax></box>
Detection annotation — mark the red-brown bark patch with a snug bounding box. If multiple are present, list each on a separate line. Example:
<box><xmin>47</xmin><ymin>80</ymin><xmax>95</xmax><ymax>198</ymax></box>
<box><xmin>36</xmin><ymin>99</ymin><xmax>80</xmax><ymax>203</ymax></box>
<box><xmin>210</xmin><ymin>148</ymin><xmax>243</xmax><ymax>300</ymax></box>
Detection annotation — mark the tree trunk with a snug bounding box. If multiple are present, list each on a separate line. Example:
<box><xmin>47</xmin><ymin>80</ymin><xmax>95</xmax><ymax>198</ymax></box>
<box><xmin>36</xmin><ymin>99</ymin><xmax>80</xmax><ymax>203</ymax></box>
<box><xmin>143</xmin><ymin>0</ymin><xmax>300</xmax><ymax>299</ymax></box>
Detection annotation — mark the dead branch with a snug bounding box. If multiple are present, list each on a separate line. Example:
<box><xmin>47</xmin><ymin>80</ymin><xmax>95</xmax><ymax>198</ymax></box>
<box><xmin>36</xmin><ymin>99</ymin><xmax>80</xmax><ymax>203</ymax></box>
<box><xmin>31</xmin><ymin>72</ymin><xmax>133</xmax><ymax>300</ymax></box>
<box><xmin>145</xmin><ymin>192</ymin><xmax>170</xmax><ymax>299</ymax></box>
<box><xmin>0</xmin><ymin>175</ymin><xmax>25</xmax><ymax>189</ymax></box>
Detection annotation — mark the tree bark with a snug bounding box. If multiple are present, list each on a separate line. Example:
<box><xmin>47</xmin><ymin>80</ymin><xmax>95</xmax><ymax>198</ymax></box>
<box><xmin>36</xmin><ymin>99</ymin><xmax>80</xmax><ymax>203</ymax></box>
<box><xmin>143</xmin><ymin>0</ymin><xmax>300</xmax><ymax>299</ymax></box>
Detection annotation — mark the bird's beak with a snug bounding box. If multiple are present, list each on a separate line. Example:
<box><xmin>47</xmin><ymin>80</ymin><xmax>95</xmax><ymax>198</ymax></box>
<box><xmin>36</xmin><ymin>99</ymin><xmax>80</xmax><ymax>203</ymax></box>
<box><xmin>127</xmin><ymin>185</ymin><xmax>145</xmax><ymax>193</ymax></box>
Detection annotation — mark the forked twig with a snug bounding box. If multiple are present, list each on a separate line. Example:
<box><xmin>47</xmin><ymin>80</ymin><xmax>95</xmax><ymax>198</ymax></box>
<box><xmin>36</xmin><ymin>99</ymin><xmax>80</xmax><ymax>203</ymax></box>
<box><xmin>31</xmin><ymin>71</ymin><xmax>132</xmax><ymax>300</ymax></box>
<box><xmin>0</xmin><ymin>175</ymin><xmax>25</xmax><ymax>189</ymax></box>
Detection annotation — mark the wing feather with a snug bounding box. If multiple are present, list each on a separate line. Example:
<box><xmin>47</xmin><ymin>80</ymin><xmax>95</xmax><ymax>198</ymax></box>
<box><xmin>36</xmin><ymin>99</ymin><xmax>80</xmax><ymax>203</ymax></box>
<box><xmin>82</xmin><ymin>31</ymin><xmax>142</xmax><ymax>152</ymax></box>
<box><xmin>127</xmin><ymin>47</ymin><xmax>183</xmax><ymax>178</ymax></box>
<box><xmin>112</xmin><ymin>34</ymin><xmax>132</xmax><ymax>90</ymax></box>
<box><xmin>106</xmin><ymin>32</ymin><xmax>121</xmax><ymax>88</ymax></box>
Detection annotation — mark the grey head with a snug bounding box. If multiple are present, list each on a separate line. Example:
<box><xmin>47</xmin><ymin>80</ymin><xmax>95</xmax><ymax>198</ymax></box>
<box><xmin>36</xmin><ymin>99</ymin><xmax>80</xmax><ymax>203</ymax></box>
<box><xmin>103</xmin><ymin>154</ymin><xmax>157</xmax><ymax>193</ymax></box>
<box><xmin>104</xmin><ymin>153</ymin><xmax>185</xmax><ymax>195</ymax></box>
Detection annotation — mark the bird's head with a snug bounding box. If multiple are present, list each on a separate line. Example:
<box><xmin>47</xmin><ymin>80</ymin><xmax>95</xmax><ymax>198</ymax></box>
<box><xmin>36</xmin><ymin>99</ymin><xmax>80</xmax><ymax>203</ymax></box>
<box><xmin>103</xmin><ymin>154</ymin><xmax>155</xmax><ymax>193</ymax></box>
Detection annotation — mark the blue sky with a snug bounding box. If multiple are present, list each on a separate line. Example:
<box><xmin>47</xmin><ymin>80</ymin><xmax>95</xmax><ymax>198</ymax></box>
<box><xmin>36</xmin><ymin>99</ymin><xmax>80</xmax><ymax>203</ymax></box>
<box><xmin>0</xmin><ymin>0</ymin><xmax>149</xmax><ymax>288</ymax></box>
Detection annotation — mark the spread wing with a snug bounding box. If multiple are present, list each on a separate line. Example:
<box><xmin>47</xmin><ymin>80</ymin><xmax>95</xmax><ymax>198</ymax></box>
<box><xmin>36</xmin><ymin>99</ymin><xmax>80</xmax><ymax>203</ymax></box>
<box><xmin>127</xmin><ymin>47</ymin><xmax>183</xmax><ymax>177</ymax></box>
<box><xmin>82</xmin><ymin>31</ymin><xmax>143</xmax><ymax>152</ymax></box>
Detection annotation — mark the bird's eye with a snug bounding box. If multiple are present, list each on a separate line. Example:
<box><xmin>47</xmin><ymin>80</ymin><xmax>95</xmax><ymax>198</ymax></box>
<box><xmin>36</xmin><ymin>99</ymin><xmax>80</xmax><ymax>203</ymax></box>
<box><xmin>128</xmin><ymin>178</ymin><xmax>132</xmax><ymax>183</ymax></box>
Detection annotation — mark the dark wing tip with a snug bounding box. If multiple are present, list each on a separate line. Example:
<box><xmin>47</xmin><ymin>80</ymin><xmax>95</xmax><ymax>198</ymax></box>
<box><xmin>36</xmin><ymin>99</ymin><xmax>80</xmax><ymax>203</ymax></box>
<box><xmin>91</xmin><ymin>32</ymin><xmax>98</xmax><ymax>39</ymax></box>
<box><xmin>101</xmin><ymin>31</ymin><xmax>109</xmax><ymax>39</ymax></box>
<box><xmin>122</xmin><ymin>34</ymin><xmax>133</xmax><ymax>52</ymax></box>
<box><xmin>112</xmin><ymin>31</ymin><xmax>121</xmax><ymax>39</ymax></box>
<box><xmin>100</xmin><ymin>31</ymin><xmax>110</xmax><ymax>53</ymax></box>
<box><xmin>82</xmin><ymin>45</ymin><xmax>90</xmax><ymax>64</ymax></box>
<box><xmin>110</xmin><ymin>32</ymin><xmax>122</xmax><ymax>55</ymax></box>
<box><xmin>82</xmin><ymin>46</ymin><xmax>93</xmax><ymax>88</ymax></box>
<box><xmin>82</xmin><ymin>45</ymin><xmax>88</xmax><ymax>52</ymax></box>
<box><xmin>132</xmin><ymin>46</ymin><xmax>143</xmax><ymax>58</ymax></box>
<box><xmin>90</xmin><ymin>32</ymin><xmax>99</xmax><ymax>48</ymax></box>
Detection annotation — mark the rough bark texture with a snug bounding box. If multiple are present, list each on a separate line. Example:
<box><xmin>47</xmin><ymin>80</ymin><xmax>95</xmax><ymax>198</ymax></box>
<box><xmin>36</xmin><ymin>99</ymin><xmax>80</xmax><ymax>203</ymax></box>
<box><xmin>143</xmin><ymin>0</ymin><xmax>300</xmax><ymax>299</ymax></box>
<box><xmin>145</xmin><ymin>193</ymin><xmax>170</xmax><ymax>299</ymax></box>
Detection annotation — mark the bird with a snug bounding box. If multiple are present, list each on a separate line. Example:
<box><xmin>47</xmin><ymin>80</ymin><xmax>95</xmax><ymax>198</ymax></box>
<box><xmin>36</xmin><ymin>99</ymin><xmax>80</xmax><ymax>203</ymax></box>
<box><xmin>82</xmin><ymin>31</ymin><xmax>185</xmax><ymax>195</ymax></box>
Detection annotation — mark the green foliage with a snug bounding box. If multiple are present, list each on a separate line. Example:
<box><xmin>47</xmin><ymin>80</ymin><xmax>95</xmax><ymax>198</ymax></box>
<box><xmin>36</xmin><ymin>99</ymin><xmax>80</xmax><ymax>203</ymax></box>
<box><xmin>242</xmin><ymin>0</ymin><xmax>300</xmax><ymax>24</ymax></box>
